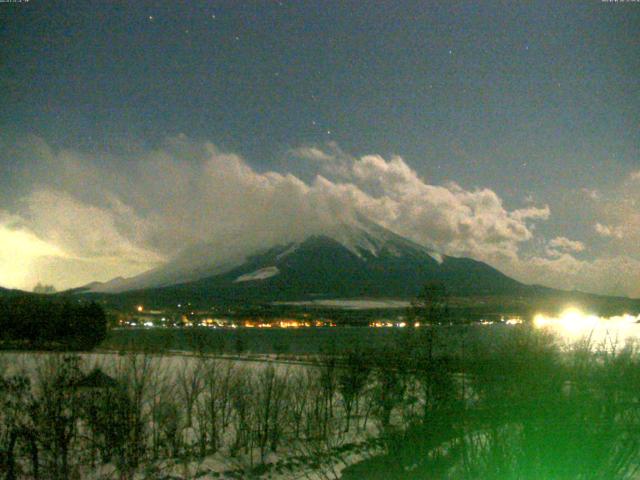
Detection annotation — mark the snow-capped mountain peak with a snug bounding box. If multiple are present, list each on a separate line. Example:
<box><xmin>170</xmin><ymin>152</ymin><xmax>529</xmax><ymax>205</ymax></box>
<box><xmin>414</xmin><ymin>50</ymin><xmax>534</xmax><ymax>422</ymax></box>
<box><xmin>323</xmin><ymin>220</ymin><xmax>442</xmax><ymax>263</ymax></box>
<box><xmin>83</xmin><ymin>220</ymin><xmax>451</xmax><ymax>295</ymax></box>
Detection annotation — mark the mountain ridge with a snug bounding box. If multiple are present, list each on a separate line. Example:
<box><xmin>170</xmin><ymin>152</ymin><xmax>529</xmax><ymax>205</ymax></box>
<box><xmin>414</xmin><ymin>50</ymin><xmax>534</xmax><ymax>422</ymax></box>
<box><xmin>84</xmin><ymin>220</ymin><xmax>444</xmax><ymax>294</ymax></box>
<box><xmin>78</xmin><ymin>221</ymin><xmax>533</xmax><ymax>303</ymax></box>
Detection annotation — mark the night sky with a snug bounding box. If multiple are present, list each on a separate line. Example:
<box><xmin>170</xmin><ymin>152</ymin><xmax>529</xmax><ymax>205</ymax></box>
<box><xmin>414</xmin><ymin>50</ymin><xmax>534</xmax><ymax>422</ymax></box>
<box><xmin>1</xmin><ymin>1</ymin><xmax>639</xmax><ymax>296</ymax></box>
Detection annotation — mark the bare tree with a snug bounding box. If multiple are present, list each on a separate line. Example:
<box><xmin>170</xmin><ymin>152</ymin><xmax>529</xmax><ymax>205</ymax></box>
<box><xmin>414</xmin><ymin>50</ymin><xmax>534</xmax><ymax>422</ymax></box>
<box><xmin>176</xmin><ymin>357</ymin><xmax>205</xmax><ymax>428</ymax></box>
<box><xmin>252</xmin><ymin>365</ymin><xmax>290</xmax><ymax>462</ymax></box>
<box><xmin>316</xmin><ymin>356</ymin><xmax>338</xmax><ymax>440</ymax></box>
<box><xmin>113</xmin><ymin>353</ymin><xmax>156</xmax><ymax>477</ymax></box>
<box><xmin>195</xmin><ymin>358</ymin><xmax>223</xmax><ymax>456</ymax></box>
<box><xmin>337</xmin><ymin>349</ymin><xmax>371</xmax><ymax>433</ymax></box>
<box><xmin>288</xmin><ymin>370</ymin><xmax>312</xmax><ymax>440</ymax></box>
<box><xmin>0</xmin><ymin>374</ymin><xmax>35</xmax><ymax>480</ymax></box>
<box><xmin>229</xmin><ymin>368</ymin><xmax>255</xmax><ymax>459</ymax></box>
<box><xmin>33</xmin><ymin>355</ymin><xmax>83</xmax><ymax>480</ymax></box>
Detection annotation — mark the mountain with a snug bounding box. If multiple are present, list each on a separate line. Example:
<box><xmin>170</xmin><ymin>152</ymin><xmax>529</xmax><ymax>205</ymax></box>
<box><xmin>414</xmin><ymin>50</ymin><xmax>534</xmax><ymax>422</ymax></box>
<box><xmin>83</xmin><ymin>221</ymin><xmax>529</xmax><ymax>302</ymax></box>
<box><xmin>0</xmin><ymin>286</ymin><xmax>32</xmax><ymax>297</ymax></box>
<box><xmin>0</xmin><ymin>286</ymin><xmax>13</xmax><ymax>296</ymax></box>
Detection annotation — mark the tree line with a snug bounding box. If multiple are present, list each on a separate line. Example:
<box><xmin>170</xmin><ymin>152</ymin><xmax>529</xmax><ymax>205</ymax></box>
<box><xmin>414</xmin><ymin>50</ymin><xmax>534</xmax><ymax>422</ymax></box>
<box><xmin>0</xmin><ymin>295</ymin><xmax>107</xmax><ymax>350</ymax></box>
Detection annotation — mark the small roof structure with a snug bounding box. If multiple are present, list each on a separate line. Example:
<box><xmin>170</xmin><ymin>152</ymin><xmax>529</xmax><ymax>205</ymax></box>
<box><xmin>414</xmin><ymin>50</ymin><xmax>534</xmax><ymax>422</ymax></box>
<box><xmin>74</xmin><ymin>368</ymin><xmax>119</xmax><ymax>389</ymax></box>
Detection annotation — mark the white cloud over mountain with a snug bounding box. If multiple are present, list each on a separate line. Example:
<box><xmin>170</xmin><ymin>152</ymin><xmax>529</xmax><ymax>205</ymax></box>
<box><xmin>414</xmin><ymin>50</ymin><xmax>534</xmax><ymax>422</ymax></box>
<box><xmin>0</xmin><ymin>135</ymin><xmax>638</xmax><ymax>297</ymax></box>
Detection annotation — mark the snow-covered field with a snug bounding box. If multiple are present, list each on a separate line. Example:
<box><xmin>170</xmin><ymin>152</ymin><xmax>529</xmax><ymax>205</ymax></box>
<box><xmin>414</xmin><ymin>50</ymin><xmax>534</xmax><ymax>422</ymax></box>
<box><xmin>0</xmin><ymin>351</ymin><xmax>383</xmax><ymax>480</ymax></box>
<box><xmin>1</xmin><ymin>351</ymin><xmax>304</xmax><ymax>378</ymax></box>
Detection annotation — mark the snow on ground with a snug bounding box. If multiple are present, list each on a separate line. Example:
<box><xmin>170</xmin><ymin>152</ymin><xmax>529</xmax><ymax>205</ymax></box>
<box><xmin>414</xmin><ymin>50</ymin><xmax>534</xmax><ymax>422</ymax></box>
<box><xmin>0</xmin><ymin>351</ymin><xmax>382</xmax><ymax>480</ymax></box>
<box><xmin>273</xmin><ymin>299</ymin><xmax>410</xmax><ymax>309</ymax></box>
<box><xmin>234</xmin><ymin>266</ymin><xmax>280</xmax><ymax>282</ymax></box>
<box><xmin>0</xmin><ymin>351</ymin><xmax>305</xmax><ymax>380</ymax></box>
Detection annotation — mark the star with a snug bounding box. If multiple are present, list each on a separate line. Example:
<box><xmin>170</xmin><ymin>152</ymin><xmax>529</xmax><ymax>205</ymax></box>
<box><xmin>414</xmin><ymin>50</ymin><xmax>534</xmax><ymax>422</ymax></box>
<box><xmin>148</xmin><ymin>15</ymin><xmax>154</xmax><ymax>21</ymax></box>
<box><xmin>327</xmin><ymin>130</ymin><xmax>332</xmax><ymax>135</ymax></box>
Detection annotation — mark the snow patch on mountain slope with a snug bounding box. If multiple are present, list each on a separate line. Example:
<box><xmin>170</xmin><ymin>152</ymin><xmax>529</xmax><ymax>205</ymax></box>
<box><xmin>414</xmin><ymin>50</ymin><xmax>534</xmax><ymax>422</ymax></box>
<box><xmin>234</xmin><ymin>266</ymin><xmax>280</xmax><ymax>282</ymax></box>
<box><xmin>276</xmin><ymin>243</ymin><xmax>300</xmax><ymax>261</ymax></box>
<box><xmin>430</xmin><ymin>252</ymin><xmax>444</xmax><ymax>264</ymax></box>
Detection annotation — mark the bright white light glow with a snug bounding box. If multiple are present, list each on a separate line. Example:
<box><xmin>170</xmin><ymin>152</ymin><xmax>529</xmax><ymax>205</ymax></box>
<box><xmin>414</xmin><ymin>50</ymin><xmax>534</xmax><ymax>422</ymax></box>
<box><xmin>0</xmin><ymin>224</ymin><xmax>67</xmax><ymax>289</ymax></box>
<box><xmin>533</xmin><ymin>307</ymin><xmax>640</xmax><ymax>348</ymax></box>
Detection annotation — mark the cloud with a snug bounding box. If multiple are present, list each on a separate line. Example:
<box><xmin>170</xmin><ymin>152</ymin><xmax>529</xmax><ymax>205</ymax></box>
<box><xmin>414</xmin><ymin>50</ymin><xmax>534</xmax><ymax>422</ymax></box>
<box><xmin>1</xmin><ymin>136</ymin><xmax>553</xmax><ymax>291</ymax></box>
<box><xmin>588</xmin><ymin>172</ymin><xmax>640</xmax><ymax>257</ymax></box>
<box><xmin>502</xmin><ymin>169</ymin><xmax>640</xmax><ymax>298</ymax></box>
<box><xmin>546</xmin><ymin>236</ymin><xmax>585</xmax><ymax>256</ymax></box>
<box><xmin>291</xmin><ymin>146</ymin><xmax>335</xmax><ymax>162</ymax></box>
<box><xmin>511</xmin><ymin>206</ymin><xmax>551</xmax><ymax>222</ymax></box>
<box><xmin>307</xmin><ymin>153</ymin><xmax>549</xmax><ymax>263</ymax></box>
<box><xmin>511</xmin><ymin>169</ymin><xmax>640</xmax><ymax>297</ymax></box>
<box><xmin>23</xmin><ymin>190</ymin><xmax>164</xmax><ymax>264</ymax></box>
<box><xmin>594</xmin><ymin>223</ymin><xmax>624</xmax><ymax>239</ymax></box>
<box><xmin>5</xmin><ymin>136</ymin><xmax>639</xmax><ymax>298</ymax></box>
<box><xmin>508</xmin><ymin>253</ymin><xmax>640</xmax><ymax>299</ymax></box>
